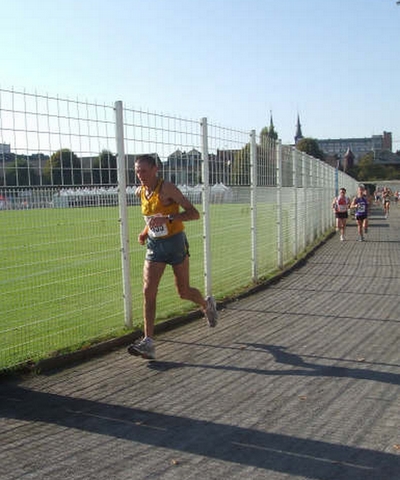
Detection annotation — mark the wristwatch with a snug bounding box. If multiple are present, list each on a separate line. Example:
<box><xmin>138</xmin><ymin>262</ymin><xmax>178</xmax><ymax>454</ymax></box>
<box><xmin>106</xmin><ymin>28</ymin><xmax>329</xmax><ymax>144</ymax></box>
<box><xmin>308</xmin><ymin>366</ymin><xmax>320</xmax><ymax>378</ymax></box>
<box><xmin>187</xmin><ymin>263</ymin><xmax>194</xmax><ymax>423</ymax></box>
<box><xmin>167</xmin><ymin>214</ymin><xmax>174</xmax><ymax>223</ymax></box>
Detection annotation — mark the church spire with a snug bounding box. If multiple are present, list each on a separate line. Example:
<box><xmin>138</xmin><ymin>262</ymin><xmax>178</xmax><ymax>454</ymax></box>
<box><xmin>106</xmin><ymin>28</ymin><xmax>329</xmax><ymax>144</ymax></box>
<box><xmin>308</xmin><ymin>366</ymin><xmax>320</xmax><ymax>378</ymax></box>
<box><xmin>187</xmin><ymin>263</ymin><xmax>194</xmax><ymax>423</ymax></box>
<box><xmin>295</xmin><ymin>114</ymin><xmax>303</xmax><ymax>144</ymax></box>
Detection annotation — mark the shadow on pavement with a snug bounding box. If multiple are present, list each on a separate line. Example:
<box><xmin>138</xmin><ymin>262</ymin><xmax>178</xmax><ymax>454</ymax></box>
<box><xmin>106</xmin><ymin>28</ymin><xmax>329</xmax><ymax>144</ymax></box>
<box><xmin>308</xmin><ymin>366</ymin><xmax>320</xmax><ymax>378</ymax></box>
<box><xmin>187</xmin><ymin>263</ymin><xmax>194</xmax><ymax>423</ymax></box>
<box><xmin>152</xmin><ymin>341</ymin><xmax>400</xmax><ymax>386</ymax></box>
<box><xmin>1</xmin><ymin>384</ymin><xmax>399</xmax><ymax>480</ymax></box>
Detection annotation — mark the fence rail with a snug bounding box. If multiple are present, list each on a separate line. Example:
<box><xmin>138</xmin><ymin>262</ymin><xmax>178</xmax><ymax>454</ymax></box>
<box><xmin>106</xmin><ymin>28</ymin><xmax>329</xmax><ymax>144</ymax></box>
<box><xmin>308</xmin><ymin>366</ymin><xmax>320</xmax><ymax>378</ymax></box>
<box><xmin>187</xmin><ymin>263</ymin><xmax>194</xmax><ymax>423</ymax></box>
<box><xmin>0</xmin><ymin>88</ymin><xmax>358</xmax><ymax>371</ymax></box>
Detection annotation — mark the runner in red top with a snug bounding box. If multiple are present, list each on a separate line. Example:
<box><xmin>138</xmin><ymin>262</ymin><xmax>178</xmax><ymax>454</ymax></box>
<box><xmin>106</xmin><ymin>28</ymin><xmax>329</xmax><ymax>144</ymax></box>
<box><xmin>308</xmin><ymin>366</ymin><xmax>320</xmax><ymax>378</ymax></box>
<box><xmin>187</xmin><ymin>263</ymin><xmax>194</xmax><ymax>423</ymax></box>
<box><xmin>332</xmin><ymin>188</ymin><xmax>351</xmax><ymax>241</ymax></box>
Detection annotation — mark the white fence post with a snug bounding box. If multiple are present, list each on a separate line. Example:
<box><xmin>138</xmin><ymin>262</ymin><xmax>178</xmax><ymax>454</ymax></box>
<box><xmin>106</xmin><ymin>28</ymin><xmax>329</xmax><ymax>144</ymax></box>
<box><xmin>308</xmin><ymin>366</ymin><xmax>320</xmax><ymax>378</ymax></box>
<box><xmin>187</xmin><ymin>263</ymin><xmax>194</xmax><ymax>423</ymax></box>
<box><xmin>302</xmin><ymin>152</ymin><xmax>308</xmax><ymax>247</ymax></box>
<box><xmin>324</xmin><ymin>164</ymin><xmax>330</xmax><ymax>232</ymax></box>
<box><xmin>293</xmin><ymin>147</ymin><xmax>298</xmax><ymax>258</ymax></box>
<box><xmin>318</xmin><ymin>161</ymin><xmax>322</xmax><ymax>238</ymax></box>
<box><xmin>201</xmin><ymin>117</ymin><xmax>212</xmax><ymax>296</ymax></box>
<box><xmin>311</xmin><ymin>158</ymin><xmax>316</xmax><ymax>242</ymax></box>
<box><xmin>114</xmin><ymin>101</ymin><xmax>133</xmax><ymax>329</ymax></box>
<box><xmin>276</xmin><ymin>140</ymin><xmax>283</xmax><ymax>269</ymax></box>
<box><xmin>318</xmin><ymin>161</ymin><xmax>323</xmax><ymax>238</ymax></box>
<box><xmin>250</xmin><ymin>129</ymin><xmax>257</xmax><ymax>281</ymax></box>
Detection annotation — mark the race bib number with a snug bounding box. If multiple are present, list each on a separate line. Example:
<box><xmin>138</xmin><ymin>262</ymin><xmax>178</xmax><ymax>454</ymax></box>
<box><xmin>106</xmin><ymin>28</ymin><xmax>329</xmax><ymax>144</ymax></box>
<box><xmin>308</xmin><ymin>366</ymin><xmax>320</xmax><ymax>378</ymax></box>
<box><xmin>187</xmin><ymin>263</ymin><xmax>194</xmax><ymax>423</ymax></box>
<box><xmin>338</xmin><ymin>204</ymin><xmax>348</xmax><ymax>212</ymax></box>
<box><xmin>145</xmin><ymin>216</ymin><xmax>168</xmax><ymax>238</ymax></box>
<box><xmin>357</xmin><ymin>203</ymin><xmax>366</xmax><ymax>213</ymax></box>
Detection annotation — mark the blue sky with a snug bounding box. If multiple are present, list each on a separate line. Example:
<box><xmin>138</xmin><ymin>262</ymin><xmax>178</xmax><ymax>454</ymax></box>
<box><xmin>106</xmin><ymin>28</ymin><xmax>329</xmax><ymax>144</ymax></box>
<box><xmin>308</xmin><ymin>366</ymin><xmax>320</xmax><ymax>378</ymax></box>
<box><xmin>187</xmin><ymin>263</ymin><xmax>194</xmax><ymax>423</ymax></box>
<box><xmin>1</xmin><ymin>0</ymin><xmax>399</xmax><ymax>149</ymax></box>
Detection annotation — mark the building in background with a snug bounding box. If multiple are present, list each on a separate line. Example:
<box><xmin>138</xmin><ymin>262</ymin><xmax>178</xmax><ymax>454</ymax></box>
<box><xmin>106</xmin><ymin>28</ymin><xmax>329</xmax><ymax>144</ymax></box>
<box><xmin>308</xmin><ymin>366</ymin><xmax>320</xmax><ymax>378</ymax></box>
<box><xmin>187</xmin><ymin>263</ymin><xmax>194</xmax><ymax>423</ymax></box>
<box><xmin>0</xmin><ymin>143</ymin><xmax>11</xmax><ymax>154</ymax></box>
<box><xmin>342</xmin><ymin>147</ymin><xmax>355</xmax><ymax>172</ymax></box>
<box><xmin>293</xmin><ymin>116</ymin><xmax>393</xmax><ymax>163</ymax></box>
<box><xmin>317</xmin><ymin>132</ymin><xmax>392</xmax><ymax>162</ymax></box>
<box><xmin>294</xmin><ymin>115</ymin><xmax>303</xmax><ymax>145</ymax></box>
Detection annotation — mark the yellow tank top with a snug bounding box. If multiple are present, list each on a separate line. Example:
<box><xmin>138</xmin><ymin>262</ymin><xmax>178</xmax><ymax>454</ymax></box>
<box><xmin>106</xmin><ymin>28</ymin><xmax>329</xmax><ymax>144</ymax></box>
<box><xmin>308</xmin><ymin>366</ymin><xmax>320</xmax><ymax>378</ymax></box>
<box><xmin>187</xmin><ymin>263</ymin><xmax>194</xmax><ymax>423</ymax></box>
<box><xmin>140</xmin><ymin>179</ymin><xmax>184</xmax><ymax>239</ymax></box>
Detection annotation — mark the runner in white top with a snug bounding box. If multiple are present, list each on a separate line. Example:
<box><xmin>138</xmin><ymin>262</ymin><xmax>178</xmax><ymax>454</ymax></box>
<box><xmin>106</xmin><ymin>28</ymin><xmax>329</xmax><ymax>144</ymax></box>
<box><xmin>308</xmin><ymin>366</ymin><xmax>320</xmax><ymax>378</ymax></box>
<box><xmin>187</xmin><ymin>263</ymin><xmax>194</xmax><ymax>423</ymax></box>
<box><xmin>332</xmin><ymin>187</ymin><xmax>351</xmax><ymax>241</ymax></box>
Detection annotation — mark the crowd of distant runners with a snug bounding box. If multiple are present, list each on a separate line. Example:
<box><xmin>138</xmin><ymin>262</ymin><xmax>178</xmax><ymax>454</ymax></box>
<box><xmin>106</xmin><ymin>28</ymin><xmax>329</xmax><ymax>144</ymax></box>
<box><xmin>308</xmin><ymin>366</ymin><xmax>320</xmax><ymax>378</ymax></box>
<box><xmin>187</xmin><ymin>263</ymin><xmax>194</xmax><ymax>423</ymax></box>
<box><xmin>332</xmin><ymin>183</ymin><xmax>396</xmax><ymax>242</ymax></box>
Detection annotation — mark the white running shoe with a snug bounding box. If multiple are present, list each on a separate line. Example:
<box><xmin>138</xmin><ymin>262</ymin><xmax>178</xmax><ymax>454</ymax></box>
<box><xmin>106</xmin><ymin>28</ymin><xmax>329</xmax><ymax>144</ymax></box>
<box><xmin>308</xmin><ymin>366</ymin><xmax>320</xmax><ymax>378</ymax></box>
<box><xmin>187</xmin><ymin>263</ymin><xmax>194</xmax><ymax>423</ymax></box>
<box><xmin>127</xmin><ymin>337</ymin><xmax>155</xmax><ymax>359</ymax></box>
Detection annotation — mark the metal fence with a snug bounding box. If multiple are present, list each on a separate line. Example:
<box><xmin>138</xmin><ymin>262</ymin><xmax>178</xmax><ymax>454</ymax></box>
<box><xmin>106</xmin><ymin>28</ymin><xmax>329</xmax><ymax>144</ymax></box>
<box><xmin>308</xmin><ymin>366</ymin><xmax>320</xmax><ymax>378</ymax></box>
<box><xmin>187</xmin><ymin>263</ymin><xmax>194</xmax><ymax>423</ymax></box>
<box><xmin>0</xmin><ymin>88</ymin><xmax>358</xmax><ymax>371</ymax></box>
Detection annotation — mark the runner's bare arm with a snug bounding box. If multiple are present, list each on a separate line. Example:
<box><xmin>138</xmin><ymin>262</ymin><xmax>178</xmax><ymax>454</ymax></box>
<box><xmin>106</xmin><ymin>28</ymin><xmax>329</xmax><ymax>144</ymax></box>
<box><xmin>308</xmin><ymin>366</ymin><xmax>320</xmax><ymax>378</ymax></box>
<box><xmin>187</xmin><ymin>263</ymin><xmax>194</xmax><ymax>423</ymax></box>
<box><xmin>162</xmin><ymin>182</ymin><xmax>200</xmax><ymax>221</ymax></box>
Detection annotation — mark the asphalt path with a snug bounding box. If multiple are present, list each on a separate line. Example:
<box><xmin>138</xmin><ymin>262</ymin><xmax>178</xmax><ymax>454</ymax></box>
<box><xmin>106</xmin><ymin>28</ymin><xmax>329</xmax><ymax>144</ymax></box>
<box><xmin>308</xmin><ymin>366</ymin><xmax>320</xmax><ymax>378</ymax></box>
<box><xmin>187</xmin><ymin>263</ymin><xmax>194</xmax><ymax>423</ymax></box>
<box><xmin>1</xmin><ymin>204</ymin><xmax>399</xmax><ymax>479</ymax></box>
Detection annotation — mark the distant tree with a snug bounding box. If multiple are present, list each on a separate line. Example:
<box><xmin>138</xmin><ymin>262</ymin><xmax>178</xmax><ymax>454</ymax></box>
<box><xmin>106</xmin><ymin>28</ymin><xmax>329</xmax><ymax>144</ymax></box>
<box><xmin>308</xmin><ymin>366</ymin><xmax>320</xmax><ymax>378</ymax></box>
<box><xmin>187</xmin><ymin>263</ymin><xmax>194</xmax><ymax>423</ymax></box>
<box><xmin>93</xmin><ymin>150</ymin><xmax>117</xmax><ymax>184</ymax></box>
<box><xmin>344</xmin><ymin>150</ymin><xmax>400</xmax><ymax>181</ymax></box>
<box><xmin>357</xmin><ymin>153</ymin><xmax>388</xmax><ymax>181</ymax></box>
<box><xmin>43</xmin><ymin>149</ymin><xmax>82</xmax><ymax>186</ymax></box>
<box><xmin>296</xmin><ymin>137</ymin><xmax>325</xmax><ymax>161</ymax></box>
<box><xmin>358</xmin><ymin>151</ymin><xmax>374</xmax><ymax>164</ymax></box>
<box><xmin>260</xmin><ymin>124</ymin><xmax>278</xmax><ymax>142</ymax></box>
<box><xmin>386</xmin><ymin>166</ymin><xmax>400</xmax><ymax>179</ymax></box>
<box><xmin>346</xmin><ymin>164</ymin><xmax>359</xmax><ymax>180</ymax></box>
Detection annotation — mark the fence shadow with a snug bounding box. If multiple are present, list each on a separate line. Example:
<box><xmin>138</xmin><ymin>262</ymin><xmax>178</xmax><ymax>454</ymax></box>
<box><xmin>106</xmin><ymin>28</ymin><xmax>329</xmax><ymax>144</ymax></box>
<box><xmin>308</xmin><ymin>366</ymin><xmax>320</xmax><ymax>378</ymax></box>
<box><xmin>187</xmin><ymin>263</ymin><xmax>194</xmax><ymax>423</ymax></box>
<box><xmin>1</xmin><ymin>385</ymin><xmax>398</xmax><ymax>479</ymax></box>
<box><xmin>236</xmin><ymin>343</ymin><xmax>400</xmax><ymax>385</ymax></box>
<box><xmin>148</xmin><ymin>342</ymin><xmax>400</xmax><ymax>386</ymax></box>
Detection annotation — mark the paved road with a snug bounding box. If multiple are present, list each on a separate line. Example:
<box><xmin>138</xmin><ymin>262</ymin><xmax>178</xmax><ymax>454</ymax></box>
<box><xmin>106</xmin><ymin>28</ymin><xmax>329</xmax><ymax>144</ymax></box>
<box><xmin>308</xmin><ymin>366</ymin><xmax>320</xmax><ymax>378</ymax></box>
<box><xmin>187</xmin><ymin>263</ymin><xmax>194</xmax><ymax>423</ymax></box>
<box><xmin>1</xmin><ymin>205</ymin><xmax>400</xmax><ymax>479</ymax></box>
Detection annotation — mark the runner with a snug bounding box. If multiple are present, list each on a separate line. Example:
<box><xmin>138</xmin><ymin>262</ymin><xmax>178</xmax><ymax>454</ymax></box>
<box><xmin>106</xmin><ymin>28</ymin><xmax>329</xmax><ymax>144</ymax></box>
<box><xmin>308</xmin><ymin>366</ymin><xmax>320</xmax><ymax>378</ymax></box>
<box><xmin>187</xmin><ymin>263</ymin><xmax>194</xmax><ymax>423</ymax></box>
<box><xmin>382</xmin><ymin>186</ymin><xmax>391</xmax><ymax>219</ymax></box>
<box><xmin>351</xmin><ymin>185</ymin><xmax>369</xmax><ymax>241</ymax></box>
<box><xmin>332</xmin><ymin>187</ymin><xmax>351</xmax><ymax>241</ymax></box>
<box><xmin>127</xmin><ymin>154</ymin><xmax>218</xmax><ymax>360</ymax></box>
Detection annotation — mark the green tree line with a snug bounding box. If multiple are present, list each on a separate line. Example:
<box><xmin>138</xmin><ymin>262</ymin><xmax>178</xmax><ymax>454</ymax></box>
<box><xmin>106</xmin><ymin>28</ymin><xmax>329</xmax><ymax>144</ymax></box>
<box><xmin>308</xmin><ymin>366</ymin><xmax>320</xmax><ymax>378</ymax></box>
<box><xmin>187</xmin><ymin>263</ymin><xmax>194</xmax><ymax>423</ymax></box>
<box><xmin>3</xmin><ymin>149</ymin><xmax>117</xmax><ymax>187</ymax></box>
<box><xmin>4</xmin><ymin>134</ymin><xmax>399</xmax><ymax>187</ymax></box>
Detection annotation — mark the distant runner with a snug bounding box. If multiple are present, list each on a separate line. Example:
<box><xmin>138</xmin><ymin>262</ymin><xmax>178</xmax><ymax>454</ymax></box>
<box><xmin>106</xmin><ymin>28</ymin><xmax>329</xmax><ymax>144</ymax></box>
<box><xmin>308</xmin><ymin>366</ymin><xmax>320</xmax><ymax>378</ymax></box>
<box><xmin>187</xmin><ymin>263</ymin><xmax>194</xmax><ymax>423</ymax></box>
<box><xmin>332</xmin><ymin>187</ymin><xmax>350</xmax><ymax>241</ymax></box>
<box><xmin>351</xmin><ymin>185</ymin><xmax>369</xmax><ymax>242</ymax></box>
